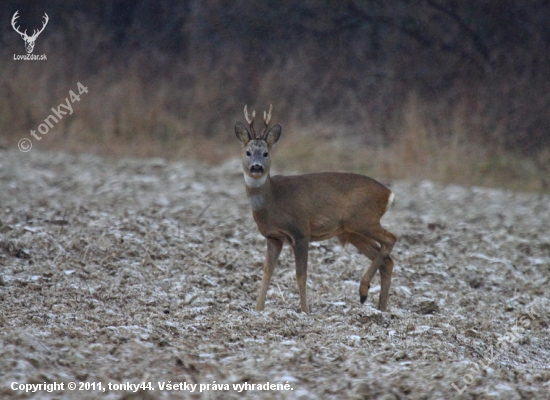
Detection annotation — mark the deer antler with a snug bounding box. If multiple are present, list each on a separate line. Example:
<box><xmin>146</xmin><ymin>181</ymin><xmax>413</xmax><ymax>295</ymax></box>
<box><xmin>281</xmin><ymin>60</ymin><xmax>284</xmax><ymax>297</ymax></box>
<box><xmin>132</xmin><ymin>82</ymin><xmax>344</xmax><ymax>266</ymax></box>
<box><xmin>11</xmin><ymin>11</ymin><xmax>48</xmax><ymax>39</ymax></box>
<box><xmin>32</xmin><ymin>13</ymin><xmax>49</xmax><ymax>39</ymax></box>
<box><xmin>260</xmin><ymin>104</ymin><xmax>273</xmax><ymax>138</ymax></box>
<box><xmin>11</xmin><ymin>11</ymin><xmax>26</xmax><ymax>37</ymax></box>
<box><xmin>244</xmin><ymin>105</ymin><xmax>257</xmax><ymax>138</ymax></box>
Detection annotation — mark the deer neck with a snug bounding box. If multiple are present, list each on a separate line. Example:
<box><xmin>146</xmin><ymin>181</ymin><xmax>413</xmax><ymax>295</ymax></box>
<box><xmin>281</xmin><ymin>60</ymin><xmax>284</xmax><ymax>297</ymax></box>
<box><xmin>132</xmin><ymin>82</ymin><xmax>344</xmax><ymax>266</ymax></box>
<box><xmin>244</xmin><ymin>173</ymin><xmax>271</xmax><ymax>212</ymax></box>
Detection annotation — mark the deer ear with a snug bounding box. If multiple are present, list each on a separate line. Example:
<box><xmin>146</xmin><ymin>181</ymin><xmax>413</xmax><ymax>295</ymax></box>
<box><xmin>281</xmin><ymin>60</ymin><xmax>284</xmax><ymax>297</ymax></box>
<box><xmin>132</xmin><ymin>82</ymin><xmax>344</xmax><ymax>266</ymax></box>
<box><xmin>265</xmin><ymin>124</ymin><xmax>282</xmax><ymax>146</ymax></box>
<box><xmin>235</xmin><ymin>122</ymin><xmax>251</xmax><ymax>144</ymax></box>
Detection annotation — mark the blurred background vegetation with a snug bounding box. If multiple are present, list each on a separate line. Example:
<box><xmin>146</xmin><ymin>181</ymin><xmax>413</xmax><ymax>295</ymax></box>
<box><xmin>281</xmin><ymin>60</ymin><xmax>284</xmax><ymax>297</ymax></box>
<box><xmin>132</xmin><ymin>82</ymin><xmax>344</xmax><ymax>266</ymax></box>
<box><xmin>1</xmin><ymin>0</ymin><xmax>549</xmax><ymax>191</ymax></box>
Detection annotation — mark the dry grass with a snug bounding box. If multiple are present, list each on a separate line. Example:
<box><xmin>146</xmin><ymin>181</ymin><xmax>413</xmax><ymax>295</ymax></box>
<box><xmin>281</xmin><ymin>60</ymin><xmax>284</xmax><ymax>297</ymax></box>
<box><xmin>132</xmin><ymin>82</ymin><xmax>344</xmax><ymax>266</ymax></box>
<box><xmin>273</xmin><ymin>96</ymin><xmax>550</xmax><ymax>193</ymax></box>
<box><xmin>1</xmin><ymin>33</ymin><xmax>549</xmax><ymax>193</ymax></box>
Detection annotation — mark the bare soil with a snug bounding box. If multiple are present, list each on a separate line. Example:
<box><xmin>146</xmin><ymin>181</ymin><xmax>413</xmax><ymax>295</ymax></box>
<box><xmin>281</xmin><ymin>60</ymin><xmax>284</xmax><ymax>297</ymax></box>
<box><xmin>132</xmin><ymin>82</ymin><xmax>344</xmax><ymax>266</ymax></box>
<box><xmin>1</xmin><ymin>149</ymin><xmax>549</xmax><ymax>399</ymax></box>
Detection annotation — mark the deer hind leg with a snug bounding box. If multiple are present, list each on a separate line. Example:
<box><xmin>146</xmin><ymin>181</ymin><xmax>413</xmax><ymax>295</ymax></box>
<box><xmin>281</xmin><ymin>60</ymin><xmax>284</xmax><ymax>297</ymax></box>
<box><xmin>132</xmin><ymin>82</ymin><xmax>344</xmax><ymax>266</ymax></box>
<box><xmin>378</xmin><ymin>254</ymin><xmax>394</xmax><ymax>311</ymax></box>
<box><xmin>346</xmin><ymin>234</ymin><xmax>380</xmax><ymax>303</ymax></box>
<box><xmin>293</xmin><ymin>238</ymin><xmax>310</xmax><ymax>314</ymax></box>
<box><xmin>348</xmin><ymin>227</ymin><xmax>397</xmax><ymax>311</ymax></box>
<box><xmin>256</xmin><ymin>237</ymin><xmax>283</xmax><ymax>311</ymax></box>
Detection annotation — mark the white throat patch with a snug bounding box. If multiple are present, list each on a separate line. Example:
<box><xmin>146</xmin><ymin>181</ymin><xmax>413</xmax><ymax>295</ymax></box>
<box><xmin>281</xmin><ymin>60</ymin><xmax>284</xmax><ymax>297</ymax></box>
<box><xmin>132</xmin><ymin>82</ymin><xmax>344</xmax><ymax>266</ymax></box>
<box><xmin>248</xmin><ymin>194</ymin><xmax>265</xmax><ymax>211</ymax></box>
<box><xmin>244</xmin><ymin>173</ymin><xmax>267</xmax><ymax>188</ymax></box>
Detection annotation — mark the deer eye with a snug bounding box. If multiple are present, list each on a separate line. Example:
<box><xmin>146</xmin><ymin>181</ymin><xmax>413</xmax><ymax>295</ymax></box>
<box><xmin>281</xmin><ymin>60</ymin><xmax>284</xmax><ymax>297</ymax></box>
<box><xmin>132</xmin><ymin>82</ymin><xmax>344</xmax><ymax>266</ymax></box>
<box><xmin>246</xmin><ymin>151</ymin><xmax>251</xmax><ymax>157</ymax></box>
<box><xmin>263</xmin><ymin>152</ymin><xmax>269</xmax><ymax>157</ymax></box>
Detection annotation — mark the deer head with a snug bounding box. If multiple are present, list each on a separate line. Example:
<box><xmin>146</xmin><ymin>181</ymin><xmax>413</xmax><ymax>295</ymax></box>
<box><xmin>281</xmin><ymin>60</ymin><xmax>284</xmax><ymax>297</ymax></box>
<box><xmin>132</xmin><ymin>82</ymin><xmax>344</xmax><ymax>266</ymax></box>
<box><xmin>235</xmin><ymin>104</ymin><xmax>282</xmax><ymax>186</ymax></box>
<box><xmin>12</xmin><ymin>11</ymin><xmax>49</xmax><ymax>54</ymax></box>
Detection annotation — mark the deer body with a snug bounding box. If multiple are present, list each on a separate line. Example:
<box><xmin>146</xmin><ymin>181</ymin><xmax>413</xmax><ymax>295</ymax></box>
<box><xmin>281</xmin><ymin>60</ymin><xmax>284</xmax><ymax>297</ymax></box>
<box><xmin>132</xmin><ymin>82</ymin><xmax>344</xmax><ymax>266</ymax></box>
<box><xmin>247</xmin><ymin>173</ymin><xmax>391</xmax><ymax>241</ymax></box>
<box><xmin>236</xmin><ymin>105</ymin><xmax>397</xmax><ymax>314</ymax></box>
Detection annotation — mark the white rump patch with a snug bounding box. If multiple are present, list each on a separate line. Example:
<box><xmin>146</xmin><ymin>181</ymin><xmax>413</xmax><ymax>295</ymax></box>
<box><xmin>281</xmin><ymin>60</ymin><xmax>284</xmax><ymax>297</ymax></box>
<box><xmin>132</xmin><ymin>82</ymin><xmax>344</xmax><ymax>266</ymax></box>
<box><xmin>387</xmin><ymin>192</ymin><xmax>395</xmax><ymax>209</ymax></box>
<box><xmin>244</xmin><ymin>173</ymin><xmax>267</xmax><ymax>188</ymax></box>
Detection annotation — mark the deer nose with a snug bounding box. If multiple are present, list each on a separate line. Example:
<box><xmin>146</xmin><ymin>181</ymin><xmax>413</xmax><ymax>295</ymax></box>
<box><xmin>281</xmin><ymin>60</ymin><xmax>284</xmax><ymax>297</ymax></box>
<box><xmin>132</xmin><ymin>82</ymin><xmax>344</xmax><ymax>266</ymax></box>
<box><xmin>250</xmin><ymin>164</ymin><xmax>264</xmax><ymax>174</ymax></box>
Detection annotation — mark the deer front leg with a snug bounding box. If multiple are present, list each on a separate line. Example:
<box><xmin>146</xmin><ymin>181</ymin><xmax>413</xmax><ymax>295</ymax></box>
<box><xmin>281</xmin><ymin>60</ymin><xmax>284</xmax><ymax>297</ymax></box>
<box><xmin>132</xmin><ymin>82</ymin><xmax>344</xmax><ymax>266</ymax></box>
<box><xmin>256</xmin><ymin>237</ymin><xmax>283</xmax><ymax>311</ymax></box>
<box><xmin>293</xmin><ymin>238</ymin><xmax>310</xmax><ymax>314</ymax></box>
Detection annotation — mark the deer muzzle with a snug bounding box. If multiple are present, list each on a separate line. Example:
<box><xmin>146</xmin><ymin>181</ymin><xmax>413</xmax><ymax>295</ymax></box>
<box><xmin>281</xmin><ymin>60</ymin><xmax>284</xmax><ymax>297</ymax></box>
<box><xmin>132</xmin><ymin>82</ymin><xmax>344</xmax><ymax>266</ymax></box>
<box><xmin>250</xmin><ymin>164</ymin><xmax>264</xmax><ymax>175</ymax></box>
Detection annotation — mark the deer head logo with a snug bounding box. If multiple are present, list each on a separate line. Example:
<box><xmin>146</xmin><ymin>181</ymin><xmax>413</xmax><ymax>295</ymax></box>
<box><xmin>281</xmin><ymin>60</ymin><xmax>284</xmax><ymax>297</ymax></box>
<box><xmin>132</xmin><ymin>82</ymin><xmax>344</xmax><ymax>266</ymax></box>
<box><xmin>11</xmin><ymin>11</ymin><xmax>49</xmax><ymax>54</ymax></box>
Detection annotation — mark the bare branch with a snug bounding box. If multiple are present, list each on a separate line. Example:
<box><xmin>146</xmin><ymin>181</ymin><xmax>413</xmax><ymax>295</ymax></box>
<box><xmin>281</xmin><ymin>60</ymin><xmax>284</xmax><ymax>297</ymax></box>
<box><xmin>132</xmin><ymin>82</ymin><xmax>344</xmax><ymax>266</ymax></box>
<box><xmin>426</xmin><ymin>0</ymin><xmax>490</xmax><ymax>63</ymax></box>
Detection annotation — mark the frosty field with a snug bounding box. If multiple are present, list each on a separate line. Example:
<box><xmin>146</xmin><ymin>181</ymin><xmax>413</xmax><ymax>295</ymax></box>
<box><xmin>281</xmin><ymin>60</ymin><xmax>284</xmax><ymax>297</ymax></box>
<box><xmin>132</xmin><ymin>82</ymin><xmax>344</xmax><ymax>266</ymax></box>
<box><xmin>1</xmin><ymin>149</ymin><xmax>549</xmax><ymax>399</ymax></box>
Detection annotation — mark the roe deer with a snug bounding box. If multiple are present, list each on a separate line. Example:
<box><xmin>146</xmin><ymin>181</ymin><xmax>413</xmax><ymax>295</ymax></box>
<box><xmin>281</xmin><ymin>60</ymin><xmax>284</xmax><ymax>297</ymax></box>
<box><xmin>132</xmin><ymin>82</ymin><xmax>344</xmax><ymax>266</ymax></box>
<box><xmin>235</xmin><ymin>104</ymin><xmax>397</xmax><ymax>314</ymax></box>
